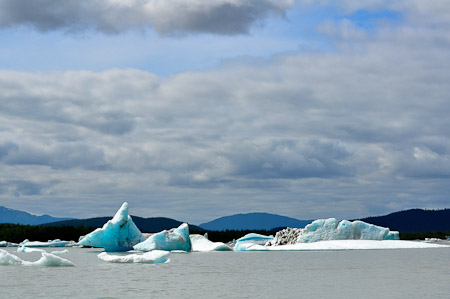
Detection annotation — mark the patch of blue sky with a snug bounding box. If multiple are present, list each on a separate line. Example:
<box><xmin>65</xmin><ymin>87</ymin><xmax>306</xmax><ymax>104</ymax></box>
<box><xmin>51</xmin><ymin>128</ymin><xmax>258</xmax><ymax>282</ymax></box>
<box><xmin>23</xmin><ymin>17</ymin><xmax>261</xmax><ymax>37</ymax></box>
<box><xmin>343</xmin><ymin>9</ymin><xmax>402</xmax><ymax>32</ymax></box>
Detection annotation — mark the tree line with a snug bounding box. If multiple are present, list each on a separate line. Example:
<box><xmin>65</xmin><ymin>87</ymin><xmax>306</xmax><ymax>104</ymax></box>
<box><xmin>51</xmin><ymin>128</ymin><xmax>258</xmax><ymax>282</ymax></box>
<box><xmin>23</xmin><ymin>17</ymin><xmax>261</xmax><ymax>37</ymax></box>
<box><xmin>1</xmin><ymin>223</ymin><xmax>449</xmax><ymax>244</ymax></box>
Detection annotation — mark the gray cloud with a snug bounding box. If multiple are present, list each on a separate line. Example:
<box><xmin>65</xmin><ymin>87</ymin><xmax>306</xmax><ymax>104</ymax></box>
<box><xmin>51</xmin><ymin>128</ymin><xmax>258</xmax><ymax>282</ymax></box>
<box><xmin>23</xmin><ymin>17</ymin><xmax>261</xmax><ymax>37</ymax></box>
<box><xmin>0</xmin><ymin>0</ymin><xmax>292</xmax><ymax>35</ymax></box>
<box><xmin>1</xmin><ymin>1</ymin><xmax>450</xmax><ymax>222</ymax></box>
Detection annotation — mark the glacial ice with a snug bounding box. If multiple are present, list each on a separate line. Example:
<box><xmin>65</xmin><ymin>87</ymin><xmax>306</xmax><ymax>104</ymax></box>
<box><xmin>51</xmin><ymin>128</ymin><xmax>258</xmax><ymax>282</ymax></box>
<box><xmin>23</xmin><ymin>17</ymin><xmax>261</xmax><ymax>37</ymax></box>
<box><xmin>234</xmin><ymin>233</ymin><xmax>274</xmax><ymax>251</ymax></box>
<box><xmin>25</xmin><ymin>252</ymin><xmax>75</xmax><ymax>267</ymax></box>
<box><xmin>17</xmin><ymin>246</ymin><xmax>45</xmax><ymax>253</ymax></box>
<box><xmin>97</xmin><ymin>250</ymin><xmax>170</xmax><ymax>264</ymax></box>
<box><xmin>246</xmin><ymin>240</ymin><xmax>448</xmax><ymax>251</ymax></box>
<box><xmin>78</xmin><ymin>202</ymin><xmax>146</xmax><ymax>251</ymax></box>
<box><xmin>19</xmin><ymin>239</ymin><xmax>70</xmax><ymax>247</ymax></box>
<box><xmin>0</xmin><ymin>249</ymin><xmax>23</xmax><ymax>265</ymax></box>
<box><xmin>271</xmin><ymin>218</ymin><xmax>400</xmax><ymax>246</ymax></box>
<box><xmin>0</xmin><ymin>241</ymin><xmax>7</xmax><ymax>247</ymax></box>
<box><xmin>134</xmin><ymin>223</ymin><xmax>192</xmax><ymax>252</ymax></box>
<box><xmin>190</xmin><ymin>234</ymin><xmax>232</xmax><ymax>252</ymax></box>
<box><xmin>0</xmin><ymin>249</ymin><xmax>75</xmax><ymax>267</ymax></box>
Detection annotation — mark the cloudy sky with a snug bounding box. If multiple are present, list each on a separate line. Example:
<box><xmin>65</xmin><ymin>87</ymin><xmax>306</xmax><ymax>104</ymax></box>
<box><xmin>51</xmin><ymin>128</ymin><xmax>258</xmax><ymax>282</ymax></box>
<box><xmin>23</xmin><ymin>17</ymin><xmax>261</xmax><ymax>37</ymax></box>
<box><xmin>1</xmin><ymin>0</ymin><xmax>449</xmax><ymax>224</ymax></box>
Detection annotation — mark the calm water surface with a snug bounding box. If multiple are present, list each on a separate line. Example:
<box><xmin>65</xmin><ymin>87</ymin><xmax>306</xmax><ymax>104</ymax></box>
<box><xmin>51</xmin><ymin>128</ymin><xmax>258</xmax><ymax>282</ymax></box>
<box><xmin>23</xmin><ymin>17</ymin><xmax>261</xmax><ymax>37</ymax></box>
<box><xmin>1</xmin><ymin>247</ymin><xmax>449</xmax><ymax>298</ymax></box>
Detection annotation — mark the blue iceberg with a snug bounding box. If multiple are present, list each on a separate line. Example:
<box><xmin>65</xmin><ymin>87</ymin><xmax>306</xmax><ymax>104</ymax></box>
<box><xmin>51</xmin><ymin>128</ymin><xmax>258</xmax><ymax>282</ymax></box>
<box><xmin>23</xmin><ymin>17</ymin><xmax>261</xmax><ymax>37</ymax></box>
<box><xmin>271</xmin><ymin>218</ymin><xmax>400</xmax><ymax>245</ymax></box>
<box><xmin>234</xmin><ymin>233</ymin><xmax>274</xmax><ymax>251</ymax></box>
<box><xmin>134</xmin><ymin>223</ymin><xmax>192</xmax><ymax>252</ymax></box>
<box><xmin>78</xmin><ymin>202</ymin><xmax>146</xmax><ymax>251</ymax></box>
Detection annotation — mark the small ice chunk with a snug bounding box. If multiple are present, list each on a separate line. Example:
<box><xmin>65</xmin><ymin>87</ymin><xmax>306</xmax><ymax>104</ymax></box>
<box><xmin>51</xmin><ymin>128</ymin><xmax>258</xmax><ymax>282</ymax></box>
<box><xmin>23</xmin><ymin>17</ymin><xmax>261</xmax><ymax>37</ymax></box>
<box><xmin>51</xmin><ymin>249</ymin><xmax>69</xmax><ymax>255</ymax></box>
<box><xmin>97</xmin><ymin>250</ymin><xmax>170</xmax><ymax>264</ymax></box>
<box><xmin>234</xmin><ymin>233</ymin><xmax>274</xmax><ymax>251</ymax></box>
<box><xmin>17</xmin><ymin>246</ymin><xmax>45</xmax><ymax>253</ymax></box>
<box><xmin>23</xmin><ymin>252</ymin><xmax>75</xmax><ymax>267</ymax></box>
<box><xmin>0</xmin><ymin>241</ymin><xmax>7</xmax><ymax>247</ymax></box>
<box><xmin>0</xmin><ymin>249</ymin><xmax>23</xmax><ymax>265</ymax></box>
<box><xmin>134</xmin><ymin>223</ymin><xmax>192</xmax><ymax>252</ymax></box>
<box><xmin>78</xmin><ymin>202</ymin><xmax>146</xmax><ymax>251</ymax></box>
<box><xmin>190</xmin><ymin>234</ymin><xmax>232</xmax><ymax>252</ymax></box>
<box><xmin>1</xmin><ymin>250</ymin><xmax>75</xmax><ymax>266</ymax></box>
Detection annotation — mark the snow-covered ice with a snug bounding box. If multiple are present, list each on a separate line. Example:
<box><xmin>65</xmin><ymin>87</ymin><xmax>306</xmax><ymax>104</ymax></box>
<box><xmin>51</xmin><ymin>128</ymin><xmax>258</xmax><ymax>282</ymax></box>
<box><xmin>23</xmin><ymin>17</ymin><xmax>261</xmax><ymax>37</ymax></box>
<box><xmin>134</xmin><ymin>223</ymin><xmax>192</xmax><ymax>252</ymax></box>
<box><xmin>19</xmin><ymin>239</ymin><xmax>70</xmax><ymax>247</ymax></box>
<box><xmin>51</xmin><ymin>249</ymin><xmax>69</xmax><ymax>255</ymax></box>
<box><xmin>234</xmin><ymin>233</ymin><xmax>274</xmax><ymax>251</ymax></box>
<box><xmin>271</xmin><ymin>218</ymin><xmax>399</xmax><ymax>246</ymax></box>
<box><xmin>244</xmin><ymin>240</ymin><xmax>448</xmax><ymax>251</ymax></box>
<box><xmin>78</xmin><ymin>202</ymin><xmax>146</xmax><ymax>251</ymax></box>
<box><xmin>97</xmin><ymin>250</ymin><xmax>170</xmax><ymax>264</ymax></box>
<box><xmin>0</xmin><ymin>249</ymin><xmax>23</xmax><ymax>265</ymax></box>
<box><xmin>0</xmin><ymin>249</ymin><xmax>75</xmax><ymax>267</ymax></box>
<box><xmin>0</xmin><ymin>241</ymin><xmax>7</xmax><ymax>247</ymax></box>
<box><xmin>17</xmin><ymin>246</ymin><xmax>45</xmax><ymax>253</ymax></box>
<box><xmin>190</xmin><ymin>234</ymin><xmax>232</xmax><ymax>252</ymax></box>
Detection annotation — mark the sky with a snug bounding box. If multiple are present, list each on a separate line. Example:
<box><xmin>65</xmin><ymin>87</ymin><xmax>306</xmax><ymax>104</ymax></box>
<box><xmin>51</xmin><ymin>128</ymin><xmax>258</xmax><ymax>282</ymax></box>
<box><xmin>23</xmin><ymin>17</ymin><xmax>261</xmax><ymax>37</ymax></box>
<box><xmin>0</xmin><ymin>0</ymin><xmax>449</xmax><ymax>224</ymax></box>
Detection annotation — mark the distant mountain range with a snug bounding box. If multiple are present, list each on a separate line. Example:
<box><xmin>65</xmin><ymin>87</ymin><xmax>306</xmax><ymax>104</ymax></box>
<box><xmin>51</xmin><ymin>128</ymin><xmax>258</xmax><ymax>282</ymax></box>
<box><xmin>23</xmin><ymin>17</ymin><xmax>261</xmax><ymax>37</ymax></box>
<box><xmin>357</xmin><ymin>209</ymin><xmax>450</xmax><ymax>232</ymax></box>
<box><xmin>200</xmin><ymin>212</ymin><xmax>313</xmax><ymax>231</ymax></box>
<box><xmin>2</xmin><ymin>205</ymin><xmax>449</xmax><ymax>233</ymax></box>
<box><xmin>0</xmin><ymin>206</ymin><xmax>73</xmax><ymax>225</ymax></box>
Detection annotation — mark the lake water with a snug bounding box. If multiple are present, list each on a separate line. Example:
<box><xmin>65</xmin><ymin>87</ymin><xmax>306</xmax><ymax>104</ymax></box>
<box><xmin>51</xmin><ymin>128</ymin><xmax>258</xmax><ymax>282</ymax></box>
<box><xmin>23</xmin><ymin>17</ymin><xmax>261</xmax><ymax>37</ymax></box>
<box><xmin>1</xmin><ymin>246</ymin><xmax>449</xmax><ymax>298</ymax></box>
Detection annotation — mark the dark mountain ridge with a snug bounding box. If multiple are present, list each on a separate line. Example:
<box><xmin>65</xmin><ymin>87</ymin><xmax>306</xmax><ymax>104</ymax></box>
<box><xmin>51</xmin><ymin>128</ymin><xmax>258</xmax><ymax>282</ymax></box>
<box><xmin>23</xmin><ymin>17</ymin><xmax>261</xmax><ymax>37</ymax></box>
<box><xmin>357</xmin><ymin>208</ymin><xmax>450</xmax><ymax>232</ymax></box>
<box><xmin>0</xmin><ymin>206</ymin><xmax>73</xmax><ymax>225</ymax></box>
<box><xmin>42</xmin><ymin>216</ymin><xmax>204</xmax><ymax>233</ymax></box>
<box><xmin>200</xmin><ymin>212</ymin><xmax>312</xmax><ymax>231</ymax></box>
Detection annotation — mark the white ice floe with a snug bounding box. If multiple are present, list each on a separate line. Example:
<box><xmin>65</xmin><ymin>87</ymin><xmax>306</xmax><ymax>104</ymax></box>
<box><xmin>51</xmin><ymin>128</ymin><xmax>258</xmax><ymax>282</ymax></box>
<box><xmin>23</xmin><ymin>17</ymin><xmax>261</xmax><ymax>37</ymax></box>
<box><xmin>19</xmin><ymin>239</ymin><xmax>70</xmax><ymax>248</ymax></box>
<box><xmin>0</xmin><ymin>241</ymin><xmax>7</xmax><ymax>247</ymax></box>
<box><xmin>0</xmin><ymin>249</ymin><xmax>23</xmax><ymax>265</ymax></box>
<box><xmin>270</xmin><ymin>218</ymin><xmax>399</xmax><ymax>246</ymax></box>
<box><xmin>51</xmin><ymin>249</ymin><xmax>69</xmax><ymax>255</ymax></box>
<box><xmin>24</xmin><ymin>252</ymin><xmax>75</xmax><ymax>267</ymax></box>
<box><xmin>17</xmin><ymin>246</ymin><xmax>45</xmax><ymax>253</ymax></box>
<box><xmin>0</xmin><ymin>249</ymin><xmax>75</xmax><ymax>267</ymax></box>
<box><xmin>234</xmin><ymin>233</ymin><xmax>274</xmax><ymax>251</ymax></box>
<box><xmin>97</xmin><ymin>250</ymin><xmax>170</xmax><ymax>264</ymax></box>
<box><xmin>244</xmin><ymin>240</ymin><xmax>449</xmax><ymax>251</ymax></box>
<box><xmin>78</xmin><ymin>202</ymin><xmax>146</xmax><ymax>252</ymax></box>
<box><xmin>134</xmin><ymin>223</ymin><xmax>192</xmax><ymax>252</ymax></box>
<box><xmin>190</xmin><ymin>234</ymin><xmax>232</xmax><ymax>252</ymax></box>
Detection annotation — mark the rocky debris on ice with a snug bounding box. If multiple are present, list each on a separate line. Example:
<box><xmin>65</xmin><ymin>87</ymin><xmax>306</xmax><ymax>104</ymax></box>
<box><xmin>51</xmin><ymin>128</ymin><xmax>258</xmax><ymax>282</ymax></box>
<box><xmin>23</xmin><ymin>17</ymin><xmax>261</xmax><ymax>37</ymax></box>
<box><xmin>134</xmin><ymin>223</ymin><xmax>192</xmax><ymax>252</ymax></box>
<box><xmin>97</xmin><ymin>250</ymin><xmax>170</xmax><ymax>264</ymax></box>
<box><xmin>269</xmin><ymin>218</ymin><xmax>400</xmax><ymax>246</ymax></box>
<box><xmin>78</xmin><ymin>202</ymin><xmax>146</xmax><ymax>252</ymax></box>
<box><xmin>190</xmin><ymin>234</ymin><xmax>232</xmax><ymax>252</ymax></box>
<box><xmin>233</xmin><ymin>233</ymin><xmax>274</xmax><ymax>251</ymax></box>
<box><xmin>0</xmin><ymin>249</ymin><xmax>75</xmax><ymax>267</ymax></box>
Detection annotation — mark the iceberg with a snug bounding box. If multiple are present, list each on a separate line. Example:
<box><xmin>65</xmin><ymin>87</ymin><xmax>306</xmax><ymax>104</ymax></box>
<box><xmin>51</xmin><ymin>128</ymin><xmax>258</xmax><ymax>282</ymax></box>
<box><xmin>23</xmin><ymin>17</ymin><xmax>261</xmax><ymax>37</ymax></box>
<box><xmin>134</xmin><ymin>223</ymin><xmax>192</xmax><ymax>252</ymax></box>
<box><xmin>0</xmin><ymin>249</ymin><xmax>75</xmax><ymax>267</ymax></box>
<box><xmin>97</xmin><ymin>250</ymin><xmax>170</xmax><ymax>264</ymax></box>
<box><xmin>270</xmin><ymin>218</ymin><xmax>400</xmax><ymax>246</ymax></box>
<box><xmin>190</xmin><ymin>234</ymin><xmax>232</xmax><ymax>252</ymax></box>
<box><xmin>248</xmin><ymin>240</ymin><xmax>448</xmax><ymax>251</ymax></box>
<box><xmin>19</xmin><ymin>239</ymin><xmax>70</xmax><ymax>247</ymax></box>
<box><xmin>0</xmin><ymin>241</ymin><xmax>7</xmax><ymax>247</ymax></box>
<box><xmin>17</xmin><ymin>246</ymin><xmax>45</xmax><ymax>253</ymax></box>
<box><xmin>234</xmin><ymin>233</ymin><xmax>274</xmax><ymax>251</ymax></box>
<box><xmin>25</xmin><ymin>252</ymin><xmax>75</xmax><ymax>267</ymax></box>
<box><xmin>0</xmin><ymin>249</ymin><xmax>23</xmax><ymax>265</ymax></box>
<box><xmin>78</xmin><ymin>202</ymin><xmax>146</xmax><ymax>251</ymax></box>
